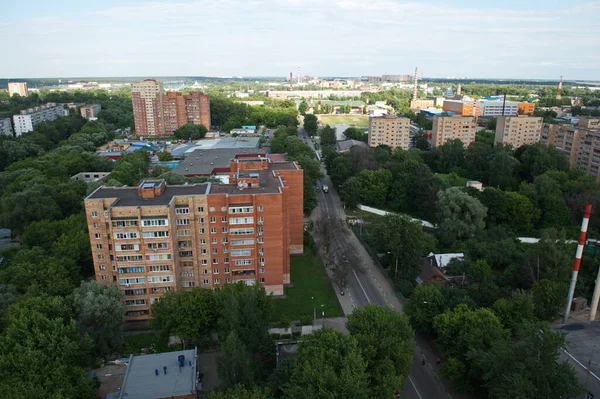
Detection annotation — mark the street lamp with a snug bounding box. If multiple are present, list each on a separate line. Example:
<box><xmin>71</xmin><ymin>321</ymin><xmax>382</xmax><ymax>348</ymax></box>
<box><xmin>387</xmin><ymin>251</ymin><xmax>399</xmax><ymax>276</ymax></box>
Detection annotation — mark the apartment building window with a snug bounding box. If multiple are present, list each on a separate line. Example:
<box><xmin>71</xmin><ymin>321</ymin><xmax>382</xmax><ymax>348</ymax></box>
<box><xmin>211</xmin><ymin>228</ymin><xmax>217</xmax><ymax>234</ymax></box>
<box><xmin>183</xmin><ymin>281</ymin><xmax>195</xmax><ymax>288</ymax></box>
<box><xmin>231</xmin><ymin>228</ymin><xmax>254</xmax><ymax>235</ymax></box>
<box><xmin>150</xmin><ymin>265</ymin><xmax>170</xmax><ymax>272</ymax></box>
<box><xmin>181</xmin><ymin>271</ymin><xmax>194</xmax><ymax>278</ymax></box>
<box><xmin>146</xmin><ymin>254</ymin><xmax>172</xmax><ymax>261</ymax></box>
<box><xmin>201</xmin><ymin>248</ymin><xmax>207</xmax><ymax>255</ymax></box>
<box><xmin>221</xmin><ymin>206</ymin><xmax>227</xmax><ymax>212</ymax></box>
<box><xmin>112</xmin><ymin>265</ymin><xmax>116</xmax><ymax>271</ymax></box>
<box><xmin>176</xmin><ymin>219</ymin><xmax>190</xmax><ymax>226</ymax></box>
<box><xmin>258</xmin><ymin>227</ymin><xmax>264</xmax><ymax>234</ymax></box>
<box><xmin>258</xmin><ymin>248</ymin><xmax>264</xmax><ymax>255</ymax></box>
<box><xmin>91</xmin><ymin>211</ymin><xmax>98</xmax><ymax>217</ymax></box>
<box><xmin>211</xmin><ymin>238</ymin><xmax>218</xmax><ymax>244</ymax></box>
<box><xmin>197</xmin><ymin>207</ymin><xmax>204</xmax><ymax>213</ymax></box>
<box><xmin>221</xmin><ymin>216</ymin><xmax>227</xmax><ymax>223</ymax></box>
<box><xmin>257</xmin><ymin>237</ymin><xmax>264</xmax><ymax>243</ymax></box>
<box><xmin>213</xmin><ymin>268</ymin><xmax>219</xmax><ymax>274</ymax></box>
<box><xmin>214</xmin><ymin>279</ymin><xmax>220</xmax><ymax>284</ymax></box>
<box><xmin>230</xmin><ymin>217</ymin><xmax>254</xmax><ymax>225</ymax></box>
<box><xmin>231</xmin><ymin>239</ymin><xmax>255</xmax><ymax>246</ymax></box>
<box><xmin>118</xmin><ymin>266</ymin><xmax>145</xmax><ymax>274</ymax></box>
<box><xmin>235</xmin><ymin>259</ymin><xmax>252</xmax><ymax>266</ymax></box>
<box><xmin>259</xmin><ymin>257</ymin><xmax>265</xmax><ymax>264</ymax></box>
<box><xmin>224</xmin><ymin>267</ymin><xmax>230</xmax><ymax>273</ymax></box>
<box><xmin>99</xmin><ymin>265</ymin><xmax>106</xmax><ymax>270</ymax></box>
<box><xmin>177</xmin><ymin>229</ymin><xmax>191</xmax><ymax>237</ymax></box>
<box><xmin>126</xmin><ymin>288</ymin><xmax>147</xmax><ymax>295</ymax></box>
<box><xmin>175</xmin><ymin>207</ymin><xmax>190</xmax><ymax>215</ymax></box>
<box><xmin>142</xmin><ymin>219</ymin><xmax>167</xmax><ymax>227</ymax></box>
<box><xmin>98</xmin><ymin>254</ymin><xmax>104</xmax><ymax>260</ymax></box>
<box><xmin>179</xmin><ymin>251</ymin><xmax>193</xmax><ymax>258</ymax></box>
<box><xmin>209</xmin><ymin>207</ymin><xmax>215</xmax><ymax>212</ymax></box>
<box><xmin>116</xmin><ymin>255</ymin><xmax>144</xmax><ymax>262</ymax></box>
<box><xmin>198</xmin><ymin>217</ymin><xmax>205</xmax><ymax>224</ymax></box>
<box><xmin>200</xmin><ymin>238</ymin><xmax>206</xmax><ymax>245</ymax></box>
<box><xmin>260</xmin><ymin>268</ymin><xmax>265</xmax><ymax>274</ymax></box>
<box><xmin>224</xmin><ymin>257</ymin><xmax>230</xmax><ymax>264</ymax></box>
<box><xmin>199</xmin><ymin>228</ymin><xmax>205</xmax><ymax>234</ymax></box>
<box><xmin>96</xmin><ymin>244</ymin><xmax>103</xmax><ymax>250</ymax></box>
<box><xmin>210</xmin><ymin>217</ymin><xmax>216</xmax><ymax>223</ymax></box>
<box><xmin>113</xmin><ymin>220</ymin><xmax>138</xmax><ymax>228</ymax></box>
<box><xmin>258</xmin><ymin>216</ymin><xmax>264</xmax><ymax>223</ymax></box>
<box><xmin>94</xmin><ymin>233</ymin><xmax>101</xmax><ymax>239</ymax></box>
<box><xmin>143</xmin><ymin>231</ymin><xmax>169</xmax><ymax>238</ymax></box>
<box><xmin>229</xmin><ymin>206</ymin><xmax>253</xmax><ymax>214</ymax></box>
<box><xmin>212</xmin><ymin>248</ymin><xmax>218</xmax><ymax>254</ymax></box>
<box><xmin>93</xmin><ymin>222</ymin><xmax>99</xmax><ymax>228</ymax></box>
<box><xmin>148</xmin><ymin>275</ymin><xmax>174</xmax><ymax>283</ymax></box>
<box><xmin>203</xmin><ymin>279</ymin><xmax>210</xmax><ymax>285</ymax></box>
<box><xmin>226</xmin><ymin>278</ymin><xmax>231</xmax><ymax>283</ymax></box>
<box><xmin>222</xmin><ymin>227</ymin><xmax>228</xmax><ymax>233</ymax></box>
<box><xmin>212</xmin><ymin>258</ymin><xmax>219</xmax><ymax>264</ymax></box>
<box><xmin>232</xmin><ymin>249</ymin><xmax>251</xmax><ymax>257</ymax></box>
<box><xmin>119</xmin><ymin>277</ymin><xmax>145</xmax><ymax>285</ymax></box>
<box><xmin>202</xmin><ymin>269</ymin><xmax>209</xmax><ymax>275</ymax></box>
<box><xmin>222</xmin><ymin>237</ymin><xmax>228</xmax><ymax>244</ymax></box>
<box><xmin>260</xmin><ymin>278</ymin><xmax>265</xmax><ymax>283</ymax></box>
<box><xmin>257</xmin><ymin>206</ymin><xmax>263</xmax><ymax>212</ymax></box>
<box><xmin>101</xmin><ymin>275</ymin><xmax>107</xmax><ymax>280</ymax></box>
<box><xmin>147</xmin><ymin>242</ymin><xmax>168</xmax><ymax>250</ymax></box>
<box><xmin>114</xmin><ymin>232</ymin><xmax>138</xmax><ymax>239</ymax></box>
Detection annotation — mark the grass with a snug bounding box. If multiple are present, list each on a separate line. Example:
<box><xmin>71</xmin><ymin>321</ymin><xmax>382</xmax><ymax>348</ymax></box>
<box><xmin>121</xmin><ymin>333</ymin><xmax>174</xmax><ymax>356</ymax></box>
<box><xmin>437</xmin><ymin>172</ymin><xmax>468</xmax><ymax>187</ymax></box>
<box><xmin>271</xmin><ymin>249</ymin><xmax>344</xmax><ymax>324</ymax></box>
<box><xmin>318</xmin><ymin>114</ymin><xmax>369</xmax><ymax>127</ymax></box>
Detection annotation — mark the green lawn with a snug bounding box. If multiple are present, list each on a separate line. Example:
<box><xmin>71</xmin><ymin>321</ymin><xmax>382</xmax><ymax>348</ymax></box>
<box><xmin>318</xmin><ymin>114</ymin><xmax>369</xmax><ymax>127</ymax></box>
<box><xmin>437</xmin><ymin>173</ymin><xmax>468</xmax><ymax>187</ymax></box>
<box><xmin>271</xmin><ymin>249</ymin><xmax>344</xmax><ymax>324</ymax></box>
<box><xmin>121</xmin><ymin>333</ymin><xmax>174</xmax><ymax>356</ymax></box>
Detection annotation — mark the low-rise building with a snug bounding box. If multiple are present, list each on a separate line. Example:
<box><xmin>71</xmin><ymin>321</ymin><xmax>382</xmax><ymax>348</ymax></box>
<box><xmin>12</xmin><ymin>103</ymin><xmax>68</xmax><ymax>135</ymax></box>
<box><xmin>409</xmin><ymin>99</ymin><xmax>435</xmax><ymax>110</ymax></box>
<box><xmin>80</xmin><ymin>104</ymin><xmax>101</xmax><ymax>119</ymax></box>
<box><xmin>495</xmin><ymin>115</ymin><xmax>543</xmax><ymax>147</ymax></box>
<box><xmin>335</xmin><ymin>139</ymin><xmax>367</xmax><ymax>153</ymax></box>
<box><xmin>0</xmin><ymin>118</ymin><xmax>13</xmax><ymax>136</ymax></box>
<box><xmin>431</xmin><ymin>115</ymin><xmax>476</xmax><ymax>147</ymax></box>
<box><xmin>368</xmin><ymin>114</ymin><xmax>411</xmax><ymax>150</ymax></box>
<box><xmin>71</xmin><ymin>172</ymin><xmax>111</xmax><ymax>183</ymax></box>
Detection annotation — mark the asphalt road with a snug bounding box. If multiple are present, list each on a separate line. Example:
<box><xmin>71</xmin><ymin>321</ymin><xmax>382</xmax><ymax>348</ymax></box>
<box><xmin>299</xmin><ymin>127</ymin><xmax>452</xmax><ymax>399</ymax></box>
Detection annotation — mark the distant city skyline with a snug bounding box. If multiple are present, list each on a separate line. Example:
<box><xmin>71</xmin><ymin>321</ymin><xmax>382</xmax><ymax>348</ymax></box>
<box><xmin>2</xmin><ymin>0</ymin><xmax>599</xmax><ymax>80</ymax></box>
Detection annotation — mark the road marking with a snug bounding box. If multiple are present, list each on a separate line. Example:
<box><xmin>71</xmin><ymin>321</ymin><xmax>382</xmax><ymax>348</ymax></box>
<box><xmin>352</xmin><ymin>268</ymin><xmax>371</xmax><ymax>303</ymax></box>
<box><xmin>408</xmin><ymin>376</ymin><xmax>423</xmax><ymax>399</ymax></box>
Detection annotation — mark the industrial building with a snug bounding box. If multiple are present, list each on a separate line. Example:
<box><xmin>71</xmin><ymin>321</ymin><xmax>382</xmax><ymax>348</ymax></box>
<box><xmin>442</xmin><ymin>99</ymin><xmax>535</xmax><ymax>117</ymax></box>
<box><xmin>431</xmin><ymin>115</ymin><xmax>476</xmax><ymax>147</ymax></box>
<box><xmin>368</xmin><ymin>114</ymin><xmax>411</xmax><ymax>150</ymax></box>
<box><xmin>84</xmin><ymin>156</ymin><xmax>303</xmax><ymax>322</ymax></box>
<box><xmin>172</xmin><ymin>148</ymin><xmax>268</xmax><ymax>179</ymax></box>
<box><xmin>12</xmin><ymin>103</ymin><xmax>68</xmax><ymax>135</ymax></box>
<box><xmin>494</xmin><ymin>115</ymin><xmax>543</xmax><ymax>147</ymax></box>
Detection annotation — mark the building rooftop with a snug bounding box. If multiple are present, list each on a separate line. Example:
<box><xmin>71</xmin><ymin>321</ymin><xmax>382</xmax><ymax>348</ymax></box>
<box><xmin>213</xmin><ymin>137</ymin><xmax>260</xmax><ymax>149</ymax></box>
<box><xmin>335</xmin><ymin>139</ymin><xmax>367</xmax><ymax>152</ymax></box>
<box><xmin>559</xmin><ymin>322</ymin><xmax>600</xmax><ymax>384</ymax></box>
<box><xmin>172</xmin><ymin>148</ymin><xmax>268</xmax><ymax>176</ymax></box>
<box><xmin>87</xmin><ymin>184</ymin><xmax>210</xmax><ymax>207</ymax></box>
<box><xmin>117</xmin><ymin>349</ymin><xmax>197</xmax><ymax>399</ymax></box>
<box><xmin>427</xmin><ymin>252</ymin><xmax>464</xmax><ymax>269</ymax></box>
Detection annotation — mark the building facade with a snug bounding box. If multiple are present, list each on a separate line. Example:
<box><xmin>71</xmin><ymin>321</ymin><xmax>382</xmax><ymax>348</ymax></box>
<box><xmin>0</xmin><ymin>118</ymin><xmax>13</xmax><ymax>136</ymax></box>
<box><xmin>546</xmin><ymin>122</ymin><xmax>600</xmax><ymax>183</ymax></box>
<box><xmin>84</xmin><ymin>157</ymin><xmax>303</xmax><ymax>322</ymax></box>
<box><xmin>368</xmin><ymin>115</ymin><xmax>411</xmax><ymax>149</ymax></box>
<box><xmin>495</xmin><ymin>115</ymin><xmax>543</xmax><ymax>147</ymax></box>
<box><xmin>431</xmin><ymin>115</ymin><xmax>476</xmax><ymax>147</ymax></box>
<box><xmin>132</xmin><ymin>79</ymin><xmax>165</xmax><ymax>137</ymax></box>
<box><xmin>12</xmin><ymin>103</ymin><xmax>68</xmax><ymax>135</ymax></box>
<box><xmin>442</xmin><ymin>100</ymin><xmax>535</xmax><ymax>117</ymax></box>
<box><xmin>80</xmin><ymin>104</ymin><xmax>102</xmax><ymax>119</ymax></box>
<box><xmin>162</xmin><ymin>92</ymin><xmax>211</xmax><ymax>135</ymax></box>
<box><xmin>442</xmin><ymin>100</ymin><xmax>482</xmax><ymax>116</ymax></box>
<box><xmin>409</xmin><ymin>99</ymin><xmax>435</xmax><ymax>110</ymax></box>
<box><xmin>8</xmin><ymin>82</ymin><xmax>28</xmax><ymax>97</ymax></box>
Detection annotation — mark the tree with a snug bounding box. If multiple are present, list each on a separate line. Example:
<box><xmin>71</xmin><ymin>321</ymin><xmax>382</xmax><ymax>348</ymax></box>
<box><xmin>339</xmin><ymin>176</ymin><xmax>361</xmax><ymax>209</ymax></box>
<box><xmin>531</xmin><ymin>279</ymin><xmax>567</xmax><ymax>321</ymax></box>
<box><xmin>435</xmin><ymin>139</ymin><xmax>465</xmax><ymax>173</ymax></box>
<box><xmin>343</xmin><ymin>127</ymin><xmax>366</xmax><ymax>142</ymax></box>
<box><xmin>486</xmin><ymin>118</ymin><xmax>497</xmax><ymax>130</ymax></box>
<box><xmin>374</xmin><ymin>215</ymin><xmax>434</xmax><ymax>280</ymax></box>
<box><xmin>283</xmin><ymin>328</ymin><xmax>370</xmax><ymax>399</ymax></box>
<box><xmin>304</xmin><ymin>114</ymin><xmax>318</xmax><ymax>136</ymax></box>
<box><xmin>328</xmin><ymin>155</ymin><xmax>353</xmax><ymax>187</ymax></box>
<box><xmin>157</xmin><ymin>151</ymin><xmax>173</xmax><ymax>161</ymax></box>
<box><xmin>208</xmin><ymin>384</ymin><xmax>272</xmax><ymax>399</ymax></box>
<box><xmin>298</xmin><ymin>101</ymin><xmax>308</xmax><ymax>116</ymax></box>
<box><xmin>463</xmin><ymin>141</ymin><xmax>492</xmax><ymax>182</ymax></box>
<box><xmin>515</xmin><ymin>143</ymin><xmax>569</xmax><ymax>182</ymax></box>
<box><xmin>437</xmin><ymin>187</ymin><xmax>487</xmax><ymax>245</ymax></box>
<box><xmin>404</xmin><ymin>283</ymin><xmax>445</xmax><ymax>334</ymax></box>
<box><xmin>478</xmin><ymin>187</ymin><xmax>540</xmax><ymax>232</ymax></box>
<box><xmin>150</xmin><ymin>288</ymin><xmax>218</xmax><ymax>347</ymax></box>
<box><xmin>319</xmin><ymin>125</ymin><xmax>337</xmax><ymax>146</ymax></box>
<box><xmin>217</xmin><ymin>331</ymin><xmax>254</xmax><ymax>389</ymax></box>
<box><xmin>492</xmin><ymin>290</ymin><xmax>535</xmax><ymax>333</ymax></box>
<box><xmin>109</xmin><ymin>150</ymin><xmax>150</xmax><ymax>186</ymax></box>
<box><xmin>347</xmin><ymin>305</ymin><xmax>414</xmax><ymax>398</ymax></box>
<box><xmin>348</xmin><ymin>145</ymin><xmax>377</xmax><ymax>173</ymax></box>
<box><xmin>357</xmin><ymin>169</ymin><xmax>392</xmax><ymax>208</ymax></box>
<box><xmin>389</xmin><ymin>158</ymin><xmax>441</xmax><ymax>218</ymax></box>
<box><xmin>73</xmin><ymin>281</ymin><xmax>125</xmax><ymax>359</ymax></box>
<box><xmin>413</xmin><ymin>133</ymin><xmax>430</xmax><ymax>150</ymax></box>
<box><xmin>473</xmin><ymin>321</ymin><xmax>581</xmax><ymax>399</ymax></box>
<box><xmin>173</xmin><ymin>123</ymin><xmax>208</xmax><ymax>140</ymax></box>
<box><xmin>488</xmin><ymin>150</ymin><xmax>520</xmax><ymax>190</ymax></box>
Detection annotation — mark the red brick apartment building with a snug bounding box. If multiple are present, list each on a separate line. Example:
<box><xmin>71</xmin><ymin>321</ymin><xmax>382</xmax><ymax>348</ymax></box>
<box><xmin>132</xmin><ymin>79</ymin><xmax>211</xmax><ymax>137</ymax></box>
<box><xmin>84</xmin><ymin>157</ymin><xmax>303</xmax><ymax>322</ymax></box>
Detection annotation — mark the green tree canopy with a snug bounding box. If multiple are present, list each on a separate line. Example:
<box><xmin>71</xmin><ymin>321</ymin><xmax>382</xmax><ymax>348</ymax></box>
<box><xmin>304</xmin><ymin>114</ymin><xmax>318</xmax><ymax>136</ymax></box>
<box><xmin>173</xmin><ymin>123</ymin><xmax>208</xmax><ymax>140</ymax></box>
<box><xmin>437</xmin><ymin>187</ymin><xmax>487</xmax><ymax>245</ymax></box>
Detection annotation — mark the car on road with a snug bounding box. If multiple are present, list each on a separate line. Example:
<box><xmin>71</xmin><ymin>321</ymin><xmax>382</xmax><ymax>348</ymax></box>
<box><xmin>315</xmin><ymin>186</ymin><xmax>321</xmax><ymax>192</ymax></box>
<box><xmin>322</xmin><ymin>184</ymin><xmax>329</xmax><ymax>193</ymax></box>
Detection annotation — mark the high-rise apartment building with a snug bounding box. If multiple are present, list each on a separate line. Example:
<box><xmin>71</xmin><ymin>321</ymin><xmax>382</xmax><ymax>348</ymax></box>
<box><xmin>368</xmin><ymin>115</ymin><xmax>411</xmax><ymax>150</ymax></box>
<box><xmin>442</xmin><ymin>100</ymin><xmax>535</xmax><ymax>117</ymax></box>
<box><xmin>546</xmin><ymin>120</ymin><xmax>600</xmax><ymax>183</ymax></box>
<box><xmin>495</xmin><ymin>115</ymin><xmax>543</xmax><ymax>148</ymax></box>
<box><xmin>431</xmin><ymin>115</ymin><xmax>476</xmax><ymax>147</ymax></box>
<box><xmin>12</xmin><ymin>103</ymin><xmax>68</xmax><ymax>136</ymax></box>
<box><xmin>163</xmin><ymin>92</ymin><xmax>211</xmax><ymax>135</ymax></box>
<box><xmin>84</xmin><ymin>157</ymin><xmax>303</xmax><ymax>322</ymax></box>
<box><xmin>80</xmin><ymin>104</ymin><xmax>102</xmax><ymax>120</ymax></box>
<box><xmin>8</xmin><ymin>82</ymin><xmax>28</xmax><ymax>97</ymax></box>
<box><xmin>132</xmin><ymin>80</ymin><xmax>165</xmax><ymax>137</ymax></box>
<box><xmin>0</xmin><ymin>118</ymin><xmax>13</xmax><ymax>136</ymax></box>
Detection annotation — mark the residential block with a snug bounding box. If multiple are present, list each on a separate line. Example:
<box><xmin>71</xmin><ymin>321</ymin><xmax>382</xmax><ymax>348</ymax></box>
<box><xmin>495</xmin><ymin>115</ymin><xmax>543</xmax><ymax>147</ymax></box>
<box><xmin>368</xmin><ymin>114</ymin><xmax>411</xmax><ymax>150</ymax></box>
<box><xmin>431</xmin><ymin>115</ymin><xmax>476</xmax><ymax>147</ymax></box>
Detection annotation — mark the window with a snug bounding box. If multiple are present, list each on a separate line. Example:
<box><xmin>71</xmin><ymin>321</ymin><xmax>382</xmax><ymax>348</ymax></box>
<box><xmin>98</xmin><ymin>254</ymin><xmax>104</xmax><ymax>260</ymax></box>
<box><xmin>176</xmin><ymin>219</ymin><xmax>190</xmax><ymax>226</ymax></box>
<box><xmin>210</xmin><ymin>217</ymin><xmax>216</xmax><ymax>223</ymax></box>
<box><xmin>175</xmin><ymin>207</ymin><xmax>189</xmax><ymax>214</ymax></box>
<box><xmin>99</xmin><ymin>265</ymin><xmax>106</xmax><ymax>270</ymax></box>
<box><xmin>112</xmin><ymin>220</ymin><xmax>138</xmax><ymax>228</ymax></box>
<box><xmin>212</xmin><ymin>258</ymin><xmax>219</xmax><ymax>264</ymax></box>
<box><xmin>260</xmin><ymin>267</ymin><xmax>265</xmax><ymax>274</ymax></box>
<box><xmin>119</xmin><ymin>277</ymin><xmax>145</xmax><ymax>285</ymax></box>
<box><xmin>203</xmin><ymin>279</ymin><xmax>210</xmax><ymax>285</ymax></box>
<box><xmin>235</xmin><ymin>259</ymin><xmax>252</xmax><ymax>266</ymax></box>
<box><xmin>221</xmin><ymin>216</ymin><xmax>227</xmax><ymax>223</ymax></box>
<box><xmin>258</xmin><ymin>227</ymin><xmax>264</xmax><ymax>234</ymax></box>
<box><xmin>230</xmin><ymin>217</ymin><xmax>254</xmax><ymax>225</ymax></box>
<box><xmin>117</xmin><ymin>244</ymin><xmax>139</xmax><ymax>251</ymax></box>
<box><xmin>198</xmin><ymin>217</ymin><xmax>205</xmax><ymax>224</ymax></box>
<box><xmin>183</xmin><ymin>281</ymin><xmax>195</xmax><ymax>288</ymax></box>
<box><xmin>200</xmin><ymin>248</ymin><xmax>207</xmax><ymax>255</ymax></box>
<box><xmin>259</xmin><ymin>278</ymin><xmax>265</xmax><ymax>283</ymax></box>
<box><xmin>258</xmin><ymin>206</ymin><xmax>263</xmax><ymax>212</ymax></box>
<box><xmin>147</xmin><ymin>242</ymin><xmax>168</xmax><ymax>250</ymax></box>
<box><xmin>226</xmin><ymin>278</ymin><xmax>231</xmax><ymax>283</ymax></box>
<box><xmin>91</xmin><ymin>211</ymin><xmax>98</xmax><ymax>217</ymax></box>
<box><xmin>222</xmin><ymin>237</ymin><xmax>228</xmax><ymax>244</ymax></box>
<box><xmin>259</xmin><ymin>248</ymin><xmax>264</xmax><ymax>255</ymax></box>
<box><xmin>179</xmin><ymin>251</ymin><xmax>193</xmax><ymax>257</ymax></box>
<box><xmin>257</xmin><ymin>237</ymin><xmax>264</xmax><ymax>243</ymax></box>
<box><xmin>229</xmin><ymin>206</ymin><xmax>253</xmax><ymax>214</ymax></box>
<box><xmin>142</xmin><ymin>219</ymin><xmax>168</xmax><ymax>227</ymax></box>
<box><xmin>213</xmin><ymin>268</ymin><xmax>219</xmax><ymax>274</ymax></box>
<box><xmin>149</xmin><ymin>265</ymin><xmax>170</xmax><ymax>272</ymax></box>
<box><xmin>143</xmin><ymin>231</ymin><xmax>169</xmax><ymax>238</ymax></box>
<box><xmin>118</xmin><ymin>266</ymin><xmax>145</xmax><ymax>274</ymax></box>
<box><xmin>212</xmin><ymin>248</ymin><xmax>218</xmax><ymax>254</ymax></box>
<box><xmin>181</xmin><ymin>271</ymin><xmax>194</xmax><ymax>278</ymax></box>
<box><xmin>202</xmin><ymin>269</ymin><xmax>209</xmax><ymax>275</ymax></box>
<box><xmin>101</xmin><ymin>275</ymin><xmax>107</xmax><ymax>280</ymax></box>
<box><xmin>259</xmin><ymin>257</ymin><xmax>265</xmax><ymax>264</ymax></box>
<box><xmin>146</xmin><ymin>254</ymin><xmax>172</xmax><ymax>261</ymax></box>
<box><xmin>199</xmin><ymin>228</ymin><xmax>205</xmax><ymax>234</ymax></box>
<box><xmin>114</xmin><ymin>232</ymin><xmax>138</xmax><ymax>239</ymax></box>
<box><xmin>125</xmin><ymin>299</ymin><xmax>147</xmax><ymax>306</ymax></box>
<box><xmin>93</xmin><ymin>222</ymin><xmax>99</xmax><ymax>228</ymax></box>
<box><xmin>177</xmin><ymin>229</ymin><xmax>191</xmax><ymax>237</ymax></box>
<box><xmin>96</xmin><ymin>244</ymin><xmax>103</xmax><ymax>250</ymax></box>
<box><xmin>199</xmin><ymin>238</ymin><xmax>206</xmax><ymax>245</ymax></box>
<box><xmin>214</xmin><ymin>278</ymin><xmax>220</xmax><ymax>284</ymax></box>
<box><xmin>221</xmin><ymin>206</ymin><xmax>227</xmax><ymax>212</ymax></box>
<box><xmin>202</xmin><ymin>259</ymin><xmax>208</xmax><ymax>265</ymax></box>
<box><xmin>222</xmin><ymin>227</ymin><xmax>228</xmax><ymax>233</ymax></box>
<box><xmin>178</xmin><ymin>240</ymin><xmax>191</xmax><ymax>248</ymax></box>
<box><xmin>116</xmin><ymin>255</ymin><xmax>144</xmax><ymax>262</ymax></box>
<box><xmin>224</xmin><ymin>267</ymin><xmax>230</xmax><ymax>273</ymax></box>
<box><xmin>94</xmin><ymin>233</ymin><xmax>101</xmax><ymax>239</ymax></box>
<box><xmin>148</xmin><ymin>275</ymin><xmax>174</xmax><ymax>283</ymax></box>
<box><xmin>232</xmin><ymin>249</ymin><xmax>251</xmax><ymax>257</ymax></box>
<box><xmin>198</xmin><ymin>207</ymin><xmax>204</xmax><ymax>213</ymax></box>
<box><xmin>211</xmin><ymin>228</ymin><xmax>217</xmax><ymax>234</ymax></box>
<box><xmin>125</xmin><ymin>288</ymin><xmax>146</xmax><ymax>295</ymax></box>
<box><xmin>258</xmin><ymin>216</ymin><xmax>264</xmax><ymax>223</ymax></box>
<box><xmin>231</xmin><ymin>228</ymin><xmax>254</xmax><ymax>235</ymax></box>
<box><xmin>231</xmin><ymin>239</ymin><xmax>254</xmax><ymax>246</ymax></box>
<box><xmin>224</xmin><ymin>257</ymin><xmax>229</xmax><ymax>264</ymax></box>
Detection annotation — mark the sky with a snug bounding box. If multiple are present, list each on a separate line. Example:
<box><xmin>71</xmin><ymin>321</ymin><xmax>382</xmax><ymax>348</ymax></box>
<box><xmin>1</xmin><ymin>0</ymin><xmax>599</xmax><ymax>80</ymax></box>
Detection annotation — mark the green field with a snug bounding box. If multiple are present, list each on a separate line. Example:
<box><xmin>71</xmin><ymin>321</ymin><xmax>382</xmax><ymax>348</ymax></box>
<box><xmin>318</xmin><ymin>114</ymin><xmax>369</xmax><ymax>127</ymax></box>
<box><xmin>271</xmin><ymin>249</ymin><xmax>344</xmax><ymax>324</ymax></box>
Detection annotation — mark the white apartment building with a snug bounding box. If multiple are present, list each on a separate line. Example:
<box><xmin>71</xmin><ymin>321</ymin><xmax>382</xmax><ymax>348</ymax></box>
<box><xmin>478</xmin><ymin>100</ymin><xmax>519</xmax><ymax>117</ymax></box>
<box><xmin>12</xmin><ymin>103</ymin><xmax>68</xmax><ymax>136</ymax></box>
<box><xmin>0</xmin><ymin>118</ymin><xmax>13</xmax><ymax>136</ymax></box>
